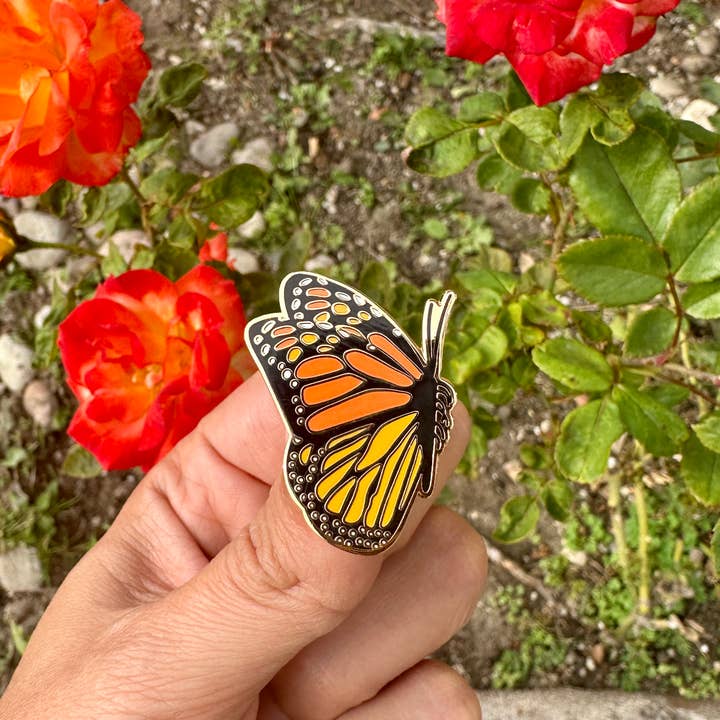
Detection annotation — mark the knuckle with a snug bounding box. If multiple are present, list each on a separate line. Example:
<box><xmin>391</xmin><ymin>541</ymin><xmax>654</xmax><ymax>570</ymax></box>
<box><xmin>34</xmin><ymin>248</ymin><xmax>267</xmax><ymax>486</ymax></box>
<box><xmin>224</xmin><ymin>522</ymin><xmax>302</xmax><ymax>605</ymax></box>
<box><xmin>222</xmin><ymin>517</ymin><xmax>346</xmax><ymax>625</ymax></box>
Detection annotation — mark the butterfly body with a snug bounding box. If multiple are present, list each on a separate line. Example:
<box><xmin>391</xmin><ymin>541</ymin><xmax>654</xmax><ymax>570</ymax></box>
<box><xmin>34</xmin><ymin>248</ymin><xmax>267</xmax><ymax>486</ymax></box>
<box><xmin>246</xmin><ymin>272</ymin><xmax>456</xmax><ymax>554</ymax></box>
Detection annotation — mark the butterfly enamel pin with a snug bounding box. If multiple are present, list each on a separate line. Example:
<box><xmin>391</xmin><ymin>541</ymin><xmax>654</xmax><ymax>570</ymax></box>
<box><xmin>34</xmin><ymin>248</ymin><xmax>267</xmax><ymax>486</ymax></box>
<box><xmin>245</xmin><ymin>272</ymin><xmax>456</xmax><ymax>555</ymax></box>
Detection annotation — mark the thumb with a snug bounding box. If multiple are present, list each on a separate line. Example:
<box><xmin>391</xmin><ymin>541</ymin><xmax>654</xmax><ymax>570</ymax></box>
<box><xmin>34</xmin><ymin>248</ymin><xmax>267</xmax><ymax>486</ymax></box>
<box><xmin>155</xmin><ymin>405</ymin><xmax>470</xmax><ymax>697</ymax></box>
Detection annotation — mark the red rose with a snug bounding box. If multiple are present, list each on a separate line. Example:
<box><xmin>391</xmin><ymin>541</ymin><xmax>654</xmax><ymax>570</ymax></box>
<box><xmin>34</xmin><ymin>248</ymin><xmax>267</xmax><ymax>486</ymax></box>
<box><xmin>58</xmin><ymin>266</ymin><xmax>247</xmax><ymax>471</ymax></box>
<box><xmin>437</xmin><ymin>0</ymin><xmax>679</xmax><ymax>105</ymax></box>
<box><xmin>0</xmin><ymin>0</ymin><xmax>150</xmax><ymax>197</ymax></box>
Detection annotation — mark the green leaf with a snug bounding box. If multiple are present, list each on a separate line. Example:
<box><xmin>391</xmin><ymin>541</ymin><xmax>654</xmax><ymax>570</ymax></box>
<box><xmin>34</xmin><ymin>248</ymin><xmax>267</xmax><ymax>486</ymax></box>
<box><xmin>447</xmin><ymin>325</ymin><xmax>508</xmax><ymax>383</ymax></box>
<box><xmin>645</xmin><ymin>382</ymin><xmax>689</xmax><ymax>408</ymax></box>
<box><xmin>677</xmin><ymin>119</ymin><xmax>720</xmax><ymax>151</ymax></box>
<box><xmin>456</xmin><ymin>268</ymin><xmax>517</xmax><ymax>295</ymax></box>
<box><xmin>41</xmin><ymin>180</ymin><xmax>74</xmax><ymax>217</ymax></box>
<box><xmin>681</xmin><ymin>433</ymin><xmax>720</xmax><ymax>507</ymax></box>
<box><xmin>683</xmin><ymin>281</ymin><xmax>720</xmax><ymax>319</ymax></box>
<box><xmin>130</xmin><ymin>133</ymin><xmax>169</xmax><ymax>163</ymax></box>
<box><xmin>493</xmin><ymin>495</ymin><xmax>540</xmax><ymax>543</ymax></box>
<box><xmin>595</xmin><ymin>73</ymin><xmax>645</xmax><ymax>107</ymax></box>
<box><xmin>664</xmin><ymin>176</ymin><xmax>720</xmax><ymax>282</ymax></box>
<box><xmin>558</xmin><ymin>235</ymin><xmax>667</xmax><ymax>306</ymax></box>
<box><xmin>555</xmin><ymin>398</ymin><xmax>624</xmax><ymax>482</ymax></box>
<box><xmin>510</xmin><ymin>178</ymin><xmax>551</xmax><ymax>214</ymax></box>
<box><xmin>476</xmin><ymin>153</ymin><xmax>524</xmax><ymax>193</ymax></box>
<box><xmin>591</xmin><ymin>107</ymin><xmax>636</xmax><ymax>146</ymax></box>
<box><xmin>166</xmin><ymin>213</ymin><xmax>197</xmax><ymax>249</ymax></box>
<box><xmin>2</xmin><ymin>447</ymin><xmax>28</xmax><ymax>468</ymax></box>
<box><xmin>586</xmin><ymin>74</ymin><xmax>645</xmax><ymax>146</ymax></box>
<box><xmin>193</xmin><ymin>164</ymin><xmax>269</xmax><ymax>227</ymax></box>
<box><xmin>405</xmin><ymin>108</ymin><xmax>480</xmax><ymax>177</ymax></box>
<box><xmin>612</xmin><ymin>384</ymin><xmax>688</xmax><ymax>456</ymax></box>
<box><xmin>541</xmin><ymin>479</ymin><xmax>574</xmax><ymax>522</ymax></box>
<box><xmin>712</xmin><ymin>518</ymin><xmax>720</xmax><ymax>576</ymax></box>
<box><xmin>625</xmin><ymin>307</ymin><xmax>676</xmax><ymax>357</ymax></box>
<box><xmin>139</xmin><ymin>167</ymin><xmax>197</xmax><ymax>206</ymax></box>
<box><xmin>505</xmin><ymin>70</ymin><xmax>533</xmax><ymax>110</ymax></box>
<box><xmin>694</xmin><ymin>413</ymin><xmax>720</xmax><ymax>454</ymax></box>
<box><xmin>532</xmin><ymin>337</ymin><xmax>613</xmax><ymax>393</ymax></box>
<box><xmin>422</xmin><ymin>218</ymin><xmax>448</xmax><ymax>240</ymax></box>
<box><xmin>62</xmin><ymin>444</ymin><xmax>103</xmax><ymax>478</ymax></box>
<box><xmin>153</xmin><ymin>241</ymin><xmax>198</xmax><ymax>281</ymax></box>
<box><xmin>463</xmin><ymin>425</ymin><xmax>489</xmax><ymax>473</ymax></box>
<box><xmin>9</xmin><ymin>620</ymin><xmax>28</xmax><ymax>656</ymax></box>
<box><xmin>100</xmin><ymin>239</ymin><xmax>128</xmax><ymax>278</ymax></box>
<box><xmin>634</xmin><ymin>107</ymin><xmax>678</xmax><ymax>150</ymax></box>
<box><xmin>571</xmin><ymin>309</ymin><xmax>613</xmax><ymax>344</ymax></box>
<box><xmin>521</xmin><ymin>292</ymin><xmax>567</xmax><ymax>327</ymax></box>
<box><xmin>458</xmin><ymin>92</ymin><xmax>505</xmax><ymax>123</ymax></box>
<box><xmin>520</xmin><ymin>444</ymin><xmax>551</xmax><ymax>469</ymax></box>
<box><xmin>569</xmin><ymin>128</ymin><xmax>681</xmax><ymax>243</ymax></box>
<box><xmin>560</xmin><ymin>95</ymin><xmax>599</xmax><ymax>156</ymax></box>
<box><xmin>493</xmin><ymin>106</ymin><xmax>567</xmax><ymax>172</ymax></box>
<box><xmin>157</xmin><ymin>62</ymin><xmax>207</xmax><ymax>107</ymax></box>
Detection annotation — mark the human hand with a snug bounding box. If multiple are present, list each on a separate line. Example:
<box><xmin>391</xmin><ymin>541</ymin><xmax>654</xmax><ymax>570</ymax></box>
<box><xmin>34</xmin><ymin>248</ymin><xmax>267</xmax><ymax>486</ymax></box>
<box><xmin>0</xmin><ymin>373</ymin><xmax>487</xmax><ymax>720</ymax></box>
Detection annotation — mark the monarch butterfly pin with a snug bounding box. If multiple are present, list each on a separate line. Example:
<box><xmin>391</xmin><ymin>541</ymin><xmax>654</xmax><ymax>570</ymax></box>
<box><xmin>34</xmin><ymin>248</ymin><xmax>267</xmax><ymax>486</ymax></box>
<box><xmin>245</xmin><ymin>272</ymin><xmax>457</xmax><ymax>554</ymax></box>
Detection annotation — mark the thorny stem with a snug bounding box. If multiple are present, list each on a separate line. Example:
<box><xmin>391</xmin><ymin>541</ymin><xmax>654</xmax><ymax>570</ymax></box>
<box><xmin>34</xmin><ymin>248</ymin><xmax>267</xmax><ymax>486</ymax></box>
<box><xmin>0</xmin><ymin>214</ymin><xmax>101</xmax><ymax>259</ymax></box>
<box><xmin>676</xmin><ymin>149</ymin><xmax>720</xmax><ymax>163</ymax></box>
<box><xmin>623</xmin><ymin>358</ymin><xmax>720</xmax><ymax>387</ymax></box>
<box><xmin>119</xmin><ymin>166</ymin><xmax>154</xmax><ymax>240</ymax></box>
<box><xmin>681</xmin><ymin>335</ymin><xmax>710</xmax><ymax>416</ymax></box>
<box><xmin>21</xmin><ymin>238</ymin><xmax>102</xmax><ymax>259</ymax></box>
<box><xmin>608</xmin><ymin>472</ymin><xmax>629</xmax><ymax>581</ymax></box>
<box><xmin>634</xmin><ymin>477</ymin><xmax>651</xmax><ymax>616</ymax></box>
<box><xmin>629</xmin><ymin>367</ymin><xmax>718</xmax><ymax>408</ymax></box>
<box><xmin>666</xmin><ymin>272</ymin><xmax>684</xmax><ymax>353</ymax></box>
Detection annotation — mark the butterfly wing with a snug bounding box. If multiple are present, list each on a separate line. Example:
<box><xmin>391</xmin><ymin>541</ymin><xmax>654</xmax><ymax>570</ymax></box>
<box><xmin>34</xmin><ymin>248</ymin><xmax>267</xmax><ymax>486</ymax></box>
<box><xmin>245</xmin><ymin>272</ymin><xmax>453</xmax><ymax>554</ymax></box>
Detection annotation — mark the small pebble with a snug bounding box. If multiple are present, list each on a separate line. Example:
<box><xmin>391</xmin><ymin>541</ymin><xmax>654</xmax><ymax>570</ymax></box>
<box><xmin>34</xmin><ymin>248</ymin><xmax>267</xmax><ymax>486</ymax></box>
<box><xmin>190</xmin><ymin>121</ymin><xmax>240</xmax><ymax>168</ymax></box>
<box><xmin>649</xmin><ymin>75</ymin><xmax>684</xmax><ymax>99</ymax></box>
<box><xmin>0</xmin><ymin>334</ymin><xmax>34</xmax><ymax>394</ymax></box>
<box><xmin>22</xmin><ymin>379</ymin><xmax>57</xmax><ymax>428</ymax></box>
<box><xmin>696</xmin><ymin>28</ymin><xmax>719</xmax><ymax>57</ymax></box>
<box><xmin>305</xmin><ymin>254</ymin><xmax>335</xmax><ymax>272</ymax></box>
<box><xmin>502</xmin><ymin>459</ymin><xmax>522</xmax><ymax>482</ymax></box>
<box><xmin>237</xmin><ymin>211</ymin><xmax>266</xmax><ymax>240</ymax></box>
<box><xmin>101</xmin><ymin>229</ymin><xmax>150</xmax><ymax>265</ymax></box>
<box><xmin>231</xmin><ymin>137</ymin><xmax>274</xmax><ymax>173</ymax></box>
<box><xmin>681</xmin><ymin>99</ymin><xmax>719</xmax><ymax>132</ymax></box>
<box><xmin>0</xmin><ymin>545</ymin><xmax>43</xmax><ymax>593</ymax></box>
<box><xmin>13</xmin><ymin>211</ymin><xmax>70</xmax><ymax>271</ymax></box>
<box><xmin>518</xmin><ymin>252</ymin><xmax>535</xmax><ymax>274</ymax></box>
<box><xmin>227</xmin><ymin>247</ymin><xmax>260</xmax><ymax>274</ymax></box>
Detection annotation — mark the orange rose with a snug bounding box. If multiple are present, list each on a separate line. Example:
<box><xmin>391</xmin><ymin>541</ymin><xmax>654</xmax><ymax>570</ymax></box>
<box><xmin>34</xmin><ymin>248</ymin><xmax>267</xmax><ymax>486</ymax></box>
<box><xmin>58</xmin><ymin>266</ymin><xmax>247</xmax><ymax>471</ymax></box>
<box><xmin>0</xmin><ymin>0</ymin><xmax>150</xmax><ymax>197</ymax></box>
<box><xmin>198</xmin><ymin>224</ymin><xmax>237</xmax><ymax>269</ymax></box>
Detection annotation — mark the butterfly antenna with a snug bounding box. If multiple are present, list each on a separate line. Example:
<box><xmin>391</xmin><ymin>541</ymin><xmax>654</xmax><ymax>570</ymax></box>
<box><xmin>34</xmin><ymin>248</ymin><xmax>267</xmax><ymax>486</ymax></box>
<box><xmin>423</xmin><ymin>291</ymin><xmax>456</xmax><ymax>375</ymax></box>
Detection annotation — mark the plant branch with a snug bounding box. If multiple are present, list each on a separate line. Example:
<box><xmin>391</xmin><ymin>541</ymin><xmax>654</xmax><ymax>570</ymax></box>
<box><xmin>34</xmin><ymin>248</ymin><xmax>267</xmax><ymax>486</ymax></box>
<box><xmin>119</xmin><ymin>166</ymin><xmax>153</xmax><ymax>240</ymax></box>
<box><xmin>676</xmin><ymin>149</ymin><xmax>720</xmax><ymax>164</ymax></box>
<box><xmin>624</xmin><ymin>359</ymin><xmax>719</xmax><ymax>386</ymax></box>
<box><xmin>608</xmin><ymin>472</ymin><xmax>629</xmax><ymax>581</ymax></box>
<box><xmin>666</xmin><ymin>273</ymin><xmax>684</xmax><ymax>353</ymax></box>
<box><xmin>623</xmin><ymin>368</ymin><xmax>720</xmax><ymax>407</ymax></box>
<box><xmin>20</xmin><ymin>238</ymin><xmax>102</xmax><ymax>259</ymax></box>
<box><xmin>634</xmin><ymin>478</ymin><xmax>651</xmax><ymax>616</ymax></box>
<box><xmin>0</xmin><ymin>213</ymin><xmax>101</xmax><ymax>260</ymax></box>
